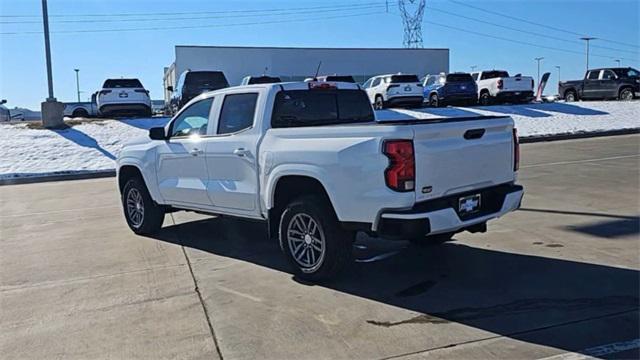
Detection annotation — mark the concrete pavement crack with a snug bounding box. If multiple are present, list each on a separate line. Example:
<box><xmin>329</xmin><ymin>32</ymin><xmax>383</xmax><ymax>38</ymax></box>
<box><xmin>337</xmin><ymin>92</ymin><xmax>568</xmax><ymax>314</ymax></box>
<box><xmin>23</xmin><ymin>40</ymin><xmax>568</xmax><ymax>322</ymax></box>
<box><xmin>170</xmin><ymin>213</ymin><xmax>224</xmax><ymax>360</ymax></box>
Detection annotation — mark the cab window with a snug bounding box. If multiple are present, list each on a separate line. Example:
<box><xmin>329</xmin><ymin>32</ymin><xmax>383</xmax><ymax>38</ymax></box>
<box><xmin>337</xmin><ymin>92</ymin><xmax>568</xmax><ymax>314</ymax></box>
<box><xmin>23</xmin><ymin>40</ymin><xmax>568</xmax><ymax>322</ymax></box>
<box><xmin>170</xmin><ymin>97</ymin><xmax>214</xmax><ymax>137</ymax></box>
<box><xmin>587</xmin><ymin>71</ymin><xmax>600</xmax><ymax>80</ymax></box>
<box><xmin>601</xmin><ymin>70</ymin><xmax>616</xmax><ymax>80</ymax></box>
<box><xmin>217</xmin><ymin>93</ymin><xmax>258</xmax><ymax>135</ymax></box>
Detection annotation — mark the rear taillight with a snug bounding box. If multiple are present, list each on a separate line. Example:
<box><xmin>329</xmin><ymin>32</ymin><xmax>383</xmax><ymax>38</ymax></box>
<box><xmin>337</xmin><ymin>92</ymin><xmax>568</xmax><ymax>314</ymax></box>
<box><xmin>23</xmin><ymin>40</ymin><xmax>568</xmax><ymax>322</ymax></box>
<box><xmin>383</xmin><ymin>140</ymin><xmax>415</xmax><ymax>192</ymax></box>
<box><xmin>497</xmin><ymin>79</ymin><xmax>504</xmax><ymax>90</ymax></box>
<box><xmin>531</xmin><ymin>79</ymin><xmax>534</xmax><ymax>89</ymax></box>
<box><xmin>386</xmin><ymin>84</ymin><xmax>400</xmax><ymax>92</ymax></box>
<box><xmin>135</xmin><ymin>89</ymin><xmax>149</xmax><ymax>94</ymax></box>
<box><xmin>513</xmin><ymin>128</ymin><xmax>520</xmax><ymax>171</ymax></box>
<box><xmin>99</xmin><ymin>90</ymin><xmax>112</xmax><ymax>95</ymax></box>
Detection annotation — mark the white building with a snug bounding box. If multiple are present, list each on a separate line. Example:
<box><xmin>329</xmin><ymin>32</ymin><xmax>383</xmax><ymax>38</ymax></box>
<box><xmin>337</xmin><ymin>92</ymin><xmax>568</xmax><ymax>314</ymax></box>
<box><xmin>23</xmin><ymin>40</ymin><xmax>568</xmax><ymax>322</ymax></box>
<box><xmin>163</xmin><ymin>45</ymin><xmax>449</xmax><ymax>103</ymax></box>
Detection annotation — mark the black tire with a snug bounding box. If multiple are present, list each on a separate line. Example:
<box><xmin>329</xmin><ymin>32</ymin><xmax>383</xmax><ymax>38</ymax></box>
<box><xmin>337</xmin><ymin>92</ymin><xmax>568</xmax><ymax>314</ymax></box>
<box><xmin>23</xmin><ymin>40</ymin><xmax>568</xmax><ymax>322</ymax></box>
<box><xmin>479</xmin><ymin>91</ymin><xmax>491</xmax><ymax>106</ymax></box>
<box><xmin>71</xmin><ymin>108</ymin><xmax>89</xmax><ymax>118</ymax></box>
<box><xmin>565</xmin><ymin>90</ymin><xmax>577</xmax><ymax>102</ymax></box>
<box><xmin>619</xmin><ymin>87</ymin><xmax>634</xmax><ymax>101</ymax></box>
<box><xmin>374</xmin><ymin>95</ymin><xmax>386</xmax><ymax>110</ymax></box>
<box><xmin>429</xmin><ymin>94</ymin><xmax>440</xmax><ymax>107</ymax></box>
<box><xmin>121</xmin><ymin>177</ymin><xmax>164</xmax><ymax>235</ymax></box>
<box><xmin>410</xmin><ymin>232</ymin><xmax>455</xmax><ymax>246</ymax></box>
<box><xmin>278</xmin><ymin>195</ymin><xmax>354</xmax><ymax>281</ymax></box>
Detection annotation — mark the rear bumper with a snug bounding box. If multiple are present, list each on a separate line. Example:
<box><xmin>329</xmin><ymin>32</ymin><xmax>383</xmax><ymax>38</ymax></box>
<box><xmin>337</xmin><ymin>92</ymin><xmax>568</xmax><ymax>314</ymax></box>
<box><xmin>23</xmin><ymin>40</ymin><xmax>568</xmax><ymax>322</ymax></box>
<box><xmin>99</xmin><ymin>103</ymin><xmax>151</xmax><ymax>115</ymax></box>
<box><xmin>375</xmin><ymin>183</ymin><xmax>524</xmax><ymax>238</ymax></box>
<box><xmin>385</xmin><ymin>96</ymin><xmax>424</xmax><ymax>107</ymax></box>
<box><xmin>495</xmin><ymin>91</ymin><xmax>534</xmax><ymax>101</ymax></box>
<box><xmin>440</xmin><ymin>93</ymin><xmax>477</xmax><ymax>102</ymax></box>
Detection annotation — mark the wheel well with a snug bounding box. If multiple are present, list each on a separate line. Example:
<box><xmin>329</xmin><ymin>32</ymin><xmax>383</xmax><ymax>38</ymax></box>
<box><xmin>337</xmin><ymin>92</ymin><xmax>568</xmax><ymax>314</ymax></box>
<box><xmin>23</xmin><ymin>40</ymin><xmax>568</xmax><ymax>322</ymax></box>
<box><xmin>118</xmin><ymin>165</ymin><xmax>144</xmax><ymax>193</ymax></box>
<box><xmin>268</xmin><ymin>175</ymin><xmax>334</xmax><ymax>237</ymax></box>
<box><xmin>619</xmin><ymin>86</ymin><xmax>633</xmax><ymax>94</ymax></box>
<box><xmin>564</xmin><ymin>88</ymin><xmax>576</xmax><ymax>96</ymax></box>
<box><xmin>480</xmin><ymin>89</ymin><xmax>490</xmax><ymax>96</ymax></box>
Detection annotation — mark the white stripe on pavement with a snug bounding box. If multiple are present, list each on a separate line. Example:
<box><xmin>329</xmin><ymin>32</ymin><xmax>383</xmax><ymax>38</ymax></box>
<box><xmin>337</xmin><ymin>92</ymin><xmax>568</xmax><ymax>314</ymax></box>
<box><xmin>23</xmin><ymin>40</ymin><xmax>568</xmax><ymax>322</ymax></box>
<box><xmin>522</xmin><ymin>154</ymin><xmax>640</xmax><ymax>169</ymax></box>
<box><xmin>537</xmin><ymin>338</ymin><xmax>640</xmax><ymax>360</ymax></box>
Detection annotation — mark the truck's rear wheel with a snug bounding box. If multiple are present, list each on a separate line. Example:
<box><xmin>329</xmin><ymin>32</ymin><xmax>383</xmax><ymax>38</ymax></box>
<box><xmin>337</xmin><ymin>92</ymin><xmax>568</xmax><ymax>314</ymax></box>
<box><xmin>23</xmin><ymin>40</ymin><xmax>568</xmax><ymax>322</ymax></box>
<box><xmin>410</xmin><ymin>232</ymin><xmax>455</xmax><ymax>246</ymax></box>
<box><xmin>122</xmin><ymin>177</ymin><xmax>164</xmax><ymax>235</ymax></box>
<box><xmin>279</xmin><ymin>195</ymin><xmax>353</xmax><ymax>281</ymax></box>
<box><xmin>619</xmin><ymin>88</ymin><xmax>634</xmax><ymax>101</ymax></box>
<box><xmin>71</xmin><ymin>108</ymin><xmax>89</xmax><ymax>118</ymax></box>
<box><xmin>479</xmin><ymin>91</ymin><xmax>491</xmax><ymax>106</ymax></box>
<box><xmin>565</xmin><ymin>90</ymin><xmax>577</xmax><ymax>102</ymax></box>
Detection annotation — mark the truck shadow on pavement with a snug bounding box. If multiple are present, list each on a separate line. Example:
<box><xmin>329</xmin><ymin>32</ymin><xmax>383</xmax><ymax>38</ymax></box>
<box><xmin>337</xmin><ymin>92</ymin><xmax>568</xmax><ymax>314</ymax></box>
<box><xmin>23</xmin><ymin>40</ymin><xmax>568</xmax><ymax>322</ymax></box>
<box><xmin>150</xmin><ymin>216</ymin><xmax>639</xmax><ymax>355</ymax></box>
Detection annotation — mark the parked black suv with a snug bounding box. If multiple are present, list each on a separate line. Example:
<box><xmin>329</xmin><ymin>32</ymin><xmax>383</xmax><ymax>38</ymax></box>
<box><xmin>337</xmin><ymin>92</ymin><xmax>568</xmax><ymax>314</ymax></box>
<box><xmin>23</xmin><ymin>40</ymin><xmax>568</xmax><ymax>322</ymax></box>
<box><xmin>559</xmin><ymin>67</ymin><xmax>639</xmax><ymax>101</ymax></box>
<box><xmin>167</xmin><ymin>70</ymin><xmax>229</xmax><ymax>114</ymax></box>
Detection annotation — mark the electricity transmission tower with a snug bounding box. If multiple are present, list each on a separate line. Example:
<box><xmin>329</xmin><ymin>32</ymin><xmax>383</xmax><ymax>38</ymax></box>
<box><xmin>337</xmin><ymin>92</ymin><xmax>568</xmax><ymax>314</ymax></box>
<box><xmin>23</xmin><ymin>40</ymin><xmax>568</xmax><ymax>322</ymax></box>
<box><xmin>398</xmin><ymin>0</ymin><xmax>426</xmax><ymax>48</ymax></box>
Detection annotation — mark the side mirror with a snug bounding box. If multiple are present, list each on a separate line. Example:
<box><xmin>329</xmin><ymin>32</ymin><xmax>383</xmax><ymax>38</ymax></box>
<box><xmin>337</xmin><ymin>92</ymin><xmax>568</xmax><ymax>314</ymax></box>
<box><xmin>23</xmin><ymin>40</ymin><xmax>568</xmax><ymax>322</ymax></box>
<box><xmin>149</xmin><ymin>127</ymin><xmax>167</xmax><ymax>140</ymax></box>
<box><xmin>166</xmin><ymin>86</ymin><xmax>174</xmax><ymax>92</ymax></box>
<box><xmin>0</xmin><ymin>99</ymin><xmax>6</xmax><ymax>105</ymax></box>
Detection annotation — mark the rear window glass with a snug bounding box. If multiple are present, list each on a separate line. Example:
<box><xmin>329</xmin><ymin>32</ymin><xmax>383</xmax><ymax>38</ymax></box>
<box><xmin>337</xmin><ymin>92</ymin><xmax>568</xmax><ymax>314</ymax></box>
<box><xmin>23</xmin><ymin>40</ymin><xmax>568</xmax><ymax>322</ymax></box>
<box><xmin>248</xmin><ymin>76</ymin><xmax>281</xmax><ymax>85</ymax></box>
<box><xmin>325</xmin><ymin>76</ymin><xmax>355</xmax><ymax>83</ymax></box>
<box><xmin>481</xmin><ymin>71</ymin><xmax>509</xmax><ymax>80</ymax></box>
<box><xmin>390</xmin><ymin>75</ymin><xmax>420</xmax><ymax>83</ymax></box>
<box><xmin>613</xmin><ymin>68</ymin><xmax>639</xmax><ymax>78</ymax></box>
<box><xmin>185</xmin><ymin>72</ymin><xmax>229</xmax><ymax>91</ymax></box>
<box><xmin>446</xmin><ymin>73</ymin><xmax>473</xmax><ymax>82</ymax></box>
<box><xmin>103</xmin><ymin>79</ymin><xmax>143</xmax><ymax>88</ymax></box>
<box><xmin>271</xmin><ymin>90</ymin><xmax>374</xmax><ymax>128</ymax></box>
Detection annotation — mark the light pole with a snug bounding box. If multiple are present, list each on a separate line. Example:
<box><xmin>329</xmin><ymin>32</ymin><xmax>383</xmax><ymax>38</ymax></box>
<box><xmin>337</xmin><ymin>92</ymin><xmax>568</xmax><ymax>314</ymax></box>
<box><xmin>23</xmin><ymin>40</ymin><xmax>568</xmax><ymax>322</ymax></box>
<box><xmin>470</xmin><ymin>65</ymin><xmax>477</xmax><ymax>72</ymax></box>
<box><xmin>40</xmin><ymin>0</ymin><xmax>64</xmax><ymax>128</ymax></box>
<box><xmin>74</xmin><ymin>69</ymin><xmax>80</xmax><ymax>102</ymax></box>
<box><xmin>614</xmin><ymin>59</ymin><xmax>621</xmax><ymax>67</ymax></box>
<box><xmin>580</xmin><ymin>37</ymin><xmax>596</xmax><ymax>73</ymax></box>
<box><xmin>555</xmin><ymin>65</ymin><xmax>561</xmax><ymax>82</ymax></box>
<box><xmin>534</xmin><ymin>57</ymin><xmax>544</xmax><ymax>88</ymax></box>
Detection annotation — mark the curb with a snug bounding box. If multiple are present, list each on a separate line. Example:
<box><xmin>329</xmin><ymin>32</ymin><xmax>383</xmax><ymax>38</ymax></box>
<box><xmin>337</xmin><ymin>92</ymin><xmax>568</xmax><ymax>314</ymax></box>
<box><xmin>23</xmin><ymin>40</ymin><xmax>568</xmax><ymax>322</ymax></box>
<box><xmin>520</xmin><ymin>128</ymin><xmax>639</xmax><ymax>143</ymax></box>
<box><xmin>0</xmin><ymin>170</ymin><xmax>116</xmax><ymax>186</ymax></box>
<box><xmin>1</xmin><ymin>129</ymin><xmax>638</xmax><ymax>186</ymax></box>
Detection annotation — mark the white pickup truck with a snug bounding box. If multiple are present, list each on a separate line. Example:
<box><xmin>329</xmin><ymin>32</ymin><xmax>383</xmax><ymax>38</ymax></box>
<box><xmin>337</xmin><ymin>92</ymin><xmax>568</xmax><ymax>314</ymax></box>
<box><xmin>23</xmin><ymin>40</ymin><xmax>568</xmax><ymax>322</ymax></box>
<box><xmin>117</xmin><ymin>81</ymin><xmax>524</xmax><ymax>280</ymax></box>
<box><xmin>471</xmin><ymin>70</ymin><xmax>534</xmax><ymax>105</ymax></box>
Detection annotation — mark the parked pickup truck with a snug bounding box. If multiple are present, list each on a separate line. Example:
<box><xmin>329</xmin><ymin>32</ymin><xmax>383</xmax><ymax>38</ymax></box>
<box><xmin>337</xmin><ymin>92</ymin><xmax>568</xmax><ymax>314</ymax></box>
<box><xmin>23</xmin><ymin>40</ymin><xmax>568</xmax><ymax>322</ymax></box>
<box><xmin>64</xmin><ymin>93</ymin><xmax>98</xmax><ymax>118</ymax></box>
<box><xmin>558</xmin><ymin>67</ymin><xmax>639</xmax><ymax>102</ymax></box>
<box><xmin>472</xmin><ymin>70</ymin><xmax>534</xmax><ymax>105</ymax></box>
<box><xmin>116</xmin><ymin>81</ymin><xmax>524</xmax><ymax>280</ymax></box>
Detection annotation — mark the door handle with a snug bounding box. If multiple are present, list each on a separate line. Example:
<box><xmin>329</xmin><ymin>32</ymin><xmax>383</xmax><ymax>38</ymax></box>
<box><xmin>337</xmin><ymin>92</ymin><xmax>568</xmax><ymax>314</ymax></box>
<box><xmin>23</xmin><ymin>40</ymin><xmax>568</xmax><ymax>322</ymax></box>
<box><xmin>233</xmin><ymin>148</ymin><xmax>251</xmax><ymax>157</ymax></box>
<box><xmin>189</xmin><ymin>148</ymin><xmax>204</xmax><ymax>156</ymax></box>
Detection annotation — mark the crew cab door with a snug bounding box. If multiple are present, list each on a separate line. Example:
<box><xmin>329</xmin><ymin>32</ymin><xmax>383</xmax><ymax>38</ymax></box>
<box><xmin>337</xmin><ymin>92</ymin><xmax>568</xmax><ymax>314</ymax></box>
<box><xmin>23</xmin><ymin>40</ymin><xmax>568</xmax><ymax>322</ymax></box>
<box><xmin>582</xmin><ymin>70</ymin><xmax>601</xmax><ymax>99</ymax></box>
<box><xmin>599</xmin><ymin>69</ymin><xmax>619</xmax><ymax>98</ymax></box>
<box><xmin>155</xmin><ymin>97</ymin><xmax>214</xmax><ymax>206</ymax></box>
<box><xmin>204</xmin><ymin>92</ymin><xmax>261</xmax><ymax>214</ymax></box>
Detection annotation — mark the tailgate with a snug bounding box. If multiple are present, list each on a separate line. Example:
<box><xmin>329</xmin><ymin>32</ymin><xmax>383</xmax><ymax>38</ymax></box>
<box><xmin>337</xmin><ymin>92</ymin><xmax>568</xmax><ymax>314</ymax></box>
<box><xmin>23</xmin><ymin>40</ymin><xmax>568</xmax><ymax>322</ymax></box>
<box><xmin>502</xmin><ymin>77</ymin><xmax>533</xmax><ymax>92</ymax></box>
<box><xmin>410</xmin><ymin>116</ymin><xmax>515</xmax><ymax>203</ymax></box>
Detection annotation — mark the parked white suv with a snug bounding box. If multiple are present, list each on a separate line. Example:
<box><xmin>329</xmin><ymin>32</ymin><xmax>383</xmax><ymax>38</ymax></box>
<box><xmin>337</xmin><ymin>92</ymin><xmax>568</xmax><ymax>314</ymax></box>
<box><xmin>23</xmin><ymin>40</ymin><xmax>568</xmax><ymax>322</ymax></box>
<box><xmin>362</xmin><ymin>74</ymin><xmax>424</xmax><ymax>109</ymax></box>
<box><xmin>471</xmin><ymin>70</ymin><xmax>534</xmax><ymax>106</ymax></box>
<box><xmin>97</xmin><ymin>78</ymin><xmax>152</xmax><ymax>117</ymax></box>
<box><xmin>116</xmin><ymin>81</ymin><xmax>523</xmax><ymax>280</ymax></box>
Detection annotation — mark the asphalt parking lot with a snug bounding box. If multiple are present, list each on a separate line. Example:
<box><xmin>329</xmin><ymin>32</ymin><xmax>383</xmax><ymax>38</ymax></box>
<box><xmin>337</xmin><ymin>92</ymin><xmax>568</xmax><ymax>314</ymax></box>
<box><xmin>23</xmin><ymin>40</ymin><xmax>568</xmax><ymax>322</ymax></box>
<box><xmin>1</xmin><ymin>134</ymin><xmax>639</xmax><ymax>359</ymax></box>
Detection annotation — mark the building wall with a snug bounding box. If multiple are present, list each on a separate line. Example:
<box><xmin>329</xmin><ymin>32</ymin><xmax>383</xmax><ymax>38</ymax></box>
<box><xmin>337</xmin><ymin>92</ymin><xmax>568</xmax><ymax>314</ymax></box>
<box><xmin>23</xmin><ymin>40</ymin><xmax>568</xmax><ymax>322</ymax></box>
<box><xmin>165</xmin><ymin>46</ymin><xmax>449</xmax><ymax>103</ymax></box>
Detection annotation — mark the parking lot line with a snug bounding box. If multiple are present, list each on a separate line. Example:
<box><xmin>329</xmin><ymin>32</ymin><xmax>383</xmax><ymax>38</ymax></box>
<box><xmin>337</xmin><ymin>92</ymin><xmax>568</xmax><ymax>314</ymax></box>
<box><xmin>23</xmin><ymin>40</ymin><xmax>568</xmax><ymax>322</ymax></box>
<box><xmin>521</xmin><ymin>154</ymin><xmax>639</xmax><ymax>168</ymax></box>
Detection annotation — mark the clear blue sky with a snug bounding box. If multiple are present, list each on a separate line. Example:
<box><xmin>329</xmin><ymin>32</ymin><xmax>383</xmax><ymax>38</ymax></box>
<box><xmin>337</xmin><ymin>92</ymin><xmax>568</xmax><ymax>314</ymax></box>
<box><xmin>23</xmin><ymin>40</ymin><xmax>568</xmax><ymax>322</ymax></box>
<box><xmin>1</xmin><ymin>0</ymin><xmax>638</xmax><ymax>109</ymax></box>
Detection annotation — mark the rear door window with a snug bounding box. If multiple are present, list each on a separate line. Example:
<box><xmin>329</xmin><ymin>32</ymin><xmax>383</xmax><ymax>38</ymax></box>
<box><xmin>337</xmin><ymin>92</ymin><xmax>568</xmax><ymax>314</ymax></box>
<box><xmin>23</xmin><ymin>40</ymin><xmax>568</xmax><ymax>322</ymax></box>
<box><xmin>601</xmin><ymin>70</ymin><xmax>616</xmax><ymax>80</ymax></box>
<box><xmin>217</xmin><ymin>93</ymin><xmax>258</xmax><ymax>135</ymax></box>
<box><xmin>271</xmin><ymin>90</ymin><xmax>374</xmax><ymax>128</ymax></box>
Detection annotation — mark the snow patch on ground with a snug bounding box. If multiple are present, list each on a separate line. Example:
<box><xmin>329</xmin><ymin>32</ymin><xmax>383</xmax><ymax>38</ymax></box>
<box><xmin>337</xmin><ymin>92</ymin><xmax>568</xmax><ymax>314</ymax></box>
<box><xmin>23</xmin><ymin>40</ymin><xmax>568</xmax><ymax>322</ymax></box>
<box><xmin>0</xmin><ymin>101</ymin><xmax>638</xmax><ymax>180</ymax></box>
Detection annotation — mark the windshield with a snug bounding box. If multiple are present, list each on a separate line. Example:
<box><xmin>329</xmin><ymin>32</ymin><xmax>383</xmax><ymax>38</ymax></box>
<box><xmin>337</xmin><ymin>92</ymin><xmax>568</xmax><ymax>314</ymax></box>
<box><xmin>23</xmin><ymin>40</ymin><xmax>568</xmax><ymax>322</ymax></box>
<box><xmin>446</xmin><ymin>73</ymin><xmax>474</xmax><ymax>83</ymax></box>
<box><xmin>103</xmin><ymin>79</ymin><xmax>143</xmax><ymax>88</ymax></box>
<box><xmin>613</xmin><ymin>68</ymin><xmax>639</xmax><ymax>78</ymax></box>
<box><xmin>271</xmin><ymin>89</ymin><xmax>374</xmax><ymax>128</ymax></box>
<box><xmin>390</xmin><ymin>75</ymin><xmax>420</xmax><ymax>83</ymax></box>
<box><xmin>185</xmin><ymin>72</ymin><xmax>229</xmax><ymax>91</ymax></box>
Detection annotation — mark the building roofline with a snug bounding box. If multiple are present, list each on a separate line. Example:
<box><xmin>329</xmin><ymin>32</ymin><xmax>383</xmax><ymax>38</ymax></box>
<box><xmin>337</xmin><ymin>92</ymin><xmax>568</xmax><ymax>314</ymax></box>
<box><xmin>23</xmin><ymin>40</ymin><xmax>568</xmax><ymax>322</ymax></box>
<box><xmin>175</xmin><ymin>45</ymin><xmax>449</xmax><ymax>51</ymax></box>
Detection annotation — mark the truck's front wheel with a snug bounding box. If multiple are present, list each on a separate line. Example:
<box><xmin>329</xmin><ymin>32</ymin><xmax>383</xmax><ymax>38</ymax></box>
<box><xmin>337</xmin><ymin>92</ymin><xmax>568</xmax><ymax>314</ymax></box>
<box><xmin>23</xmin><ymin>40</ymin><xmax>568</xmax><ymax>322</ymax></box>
<box><xmin>122</xmin><ymin>177</ymin><xmax>165</xmax><ymax>235</ymax></box>
<box><xmin>279</xmin><ymin>195</ymin><xmax>353</xmax><ymax>281</ymax></box>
